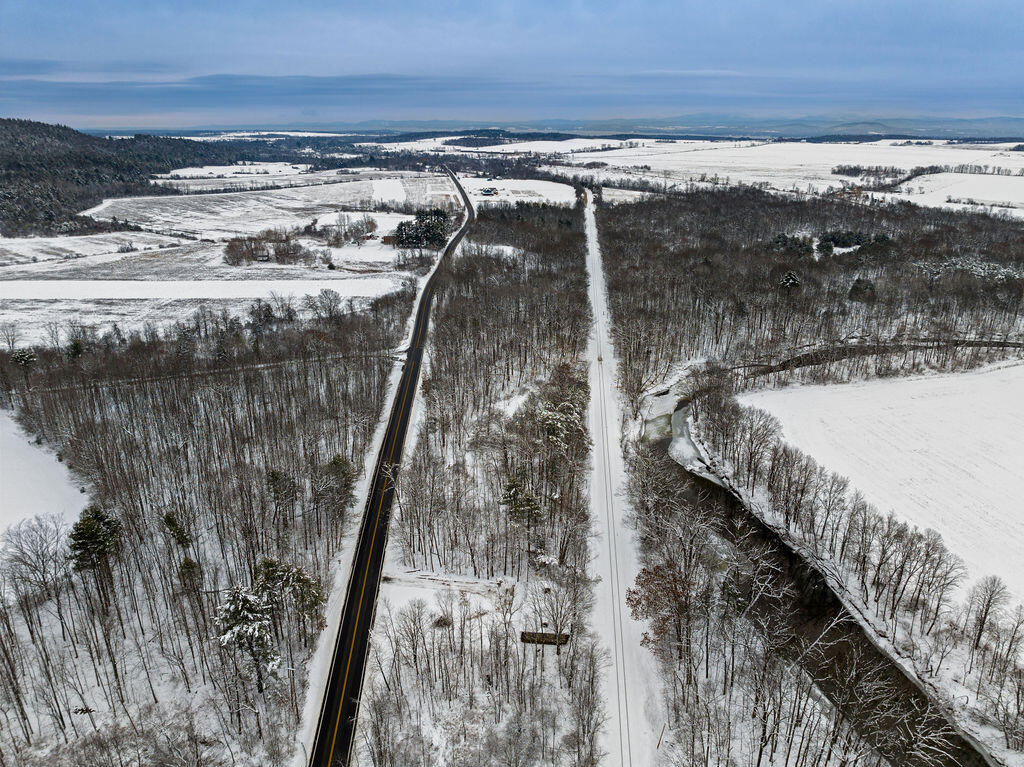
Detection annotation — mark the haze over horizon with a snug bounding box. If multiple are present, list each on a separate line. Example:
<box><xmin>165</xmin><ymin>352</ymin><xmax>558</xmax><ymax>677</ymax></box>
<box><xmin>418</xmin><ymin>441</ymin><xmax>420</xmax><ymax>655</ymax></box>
<box><xmin>2</xmin><ymin>0</ymin><xmax>1023</xmax><ymax>129</ymax></box>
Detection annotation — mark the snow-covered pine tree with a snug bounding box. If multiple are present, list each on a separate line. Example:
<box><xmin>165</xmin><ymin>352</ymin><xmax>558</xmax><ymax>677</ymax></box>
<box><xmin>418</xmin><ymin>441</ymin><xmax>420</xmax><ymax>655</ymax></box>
<box><xmin>216</xmin><ymin>585</ymin><xmax>279</xmax><ymax>693</ymax></box>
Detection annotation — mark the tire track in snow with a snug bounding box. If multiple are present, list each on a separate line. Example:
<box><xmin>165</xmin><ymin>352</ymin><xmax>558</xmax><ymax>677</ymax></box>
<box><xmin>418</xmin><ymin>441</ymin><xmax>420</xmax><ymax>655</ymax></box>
<box><xmin>583</xmin><ymin>190</ymin><xmax>657</xmax><ymax>767</ymax></box>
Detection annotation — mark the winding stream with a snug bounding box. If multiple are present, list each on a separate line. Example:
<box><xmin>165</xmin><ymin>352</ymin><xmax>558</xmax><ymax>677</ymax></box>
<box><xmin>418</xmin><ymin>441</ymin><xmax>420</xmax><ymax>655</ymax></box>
<box><xmin>653</xmin><ymin>401</ymin><xmax>998</xmax><ymax>767</ymax></box>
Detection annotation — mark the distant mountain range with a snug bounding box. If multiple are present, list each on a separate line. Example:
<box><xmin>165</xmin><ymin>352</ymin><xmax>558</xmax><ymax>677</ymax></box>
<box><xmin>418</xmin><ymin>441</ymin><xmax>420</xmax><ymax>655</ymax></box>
<box><xmin>92</xmin><ymin>114</ymin><xmax>1024</xmax><ymax>141</ymax></box>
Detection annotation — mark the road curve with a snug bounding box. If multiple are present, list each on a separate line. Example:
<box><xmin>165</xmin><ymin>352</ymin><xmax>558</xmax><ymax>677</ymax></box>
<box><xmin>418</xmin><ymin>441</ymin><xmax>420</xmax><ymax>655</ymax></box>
<box><xmin>308</xmin><ymin>168</ymin><xmax>474</xmax><ymax>767</ymax></box>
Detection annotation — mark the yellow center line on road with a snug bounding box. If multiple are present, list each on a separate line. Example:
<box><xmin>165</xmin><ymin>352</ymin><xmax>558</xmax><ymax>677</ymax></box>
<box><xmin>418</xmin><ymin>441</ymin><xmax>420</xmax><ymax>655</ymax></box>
<box><xmin>325</xmin><ymin>351</ymin><xmax>416</xmax><ymax>766</ymax></box>
<box><xmin>321</xmin><ymin>168</ymin><xmax>467</xmax><ymax>766</ymax></box>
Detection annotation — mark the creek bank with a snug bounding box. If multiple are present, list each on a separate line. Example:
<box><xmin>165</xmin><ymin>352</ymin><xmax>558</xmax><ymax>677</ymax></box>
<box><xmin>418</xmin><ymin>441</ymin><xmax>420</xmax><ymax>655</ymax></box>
<box><xmin>637</xmin><ymin>387</ymin><xmax>999</xmax><ymax>767</ymax></box>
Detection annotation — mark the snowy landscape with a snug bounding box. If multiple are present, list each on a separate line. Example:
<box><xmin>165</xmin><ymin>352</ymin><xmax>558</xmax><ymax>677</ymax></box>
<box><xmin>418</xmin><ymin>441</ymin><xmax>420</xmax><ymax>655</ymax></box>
<box><xmin>2</xmin><ymin>3</ymin><xmax>1024</xmax><ymax>762</ymax></box>
<box><xmin>740</xmin><ymin>363</ymin><xmax>1024</xmax><ymax>604</ymax></box>
<box><xmin>2</xmin><ymin>121</ymin><xmax>1024</xmax><ymax>767</ymax></box>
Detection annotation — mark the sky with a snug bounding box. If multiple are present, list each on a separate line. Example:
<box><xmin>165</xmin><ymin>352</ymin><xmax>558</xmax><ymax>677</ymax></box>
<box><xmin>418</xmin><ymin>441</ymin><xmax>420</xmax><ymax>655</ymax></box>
<box><xmin>1</xmin><ymin>0</ymin><xmax>1022</xmax><ymax>129</ymax></box>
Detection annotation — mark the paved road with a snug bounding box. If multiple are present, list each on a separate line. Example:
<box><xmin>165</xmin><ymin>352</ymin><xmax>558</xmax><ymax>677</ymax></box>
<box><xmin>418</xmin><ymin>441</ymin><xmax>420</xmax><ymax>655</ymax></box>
<box><xmin>308</xmin><ymin>168</ymin><xmax>474</xmax><ymax>767</ymax></box>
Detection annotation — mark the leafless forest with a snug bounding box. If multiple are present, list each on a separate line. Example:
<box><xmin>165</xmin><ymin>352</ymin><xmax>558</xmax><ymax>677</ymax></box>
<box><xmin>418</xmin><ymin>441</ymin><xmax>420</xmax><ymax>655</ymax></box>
<box><xmin>0</xmin><ymin>287</ymin><xmax>414</xmax><ymax>765</ymax></box>
<box><xmin>597</xmin><ymin>187</ymin><xmax>1024</xmax><ymax>413</ymax></box>
<box><xmin>356</xmin><ymin>201</ymin><xmax>606</xmax><ymax>766</ymax></box>
<box><xmin>624</xmin><ymin>444</ymin><xmax>970</xmax><ymax>766</ymax></box>
<box><xmin>692</xmin><ymin>376</ymin><xmax>1024</xmax><ymax>752</ymax></box>
<box><xmin>597</xmin><ymin>189</ymin><xmax>1024</xmax><ymax>760</ymax></box>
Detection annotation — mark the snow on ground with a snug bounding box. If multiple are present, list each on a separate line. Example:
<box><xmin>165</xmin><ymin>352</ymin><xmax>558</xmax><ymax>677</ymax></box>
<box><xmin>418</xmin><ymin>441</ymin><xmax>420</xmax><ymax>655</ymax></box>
<box><xmin>84</xmin><ymin>172</ymin><xmax>456</xmax><ymax>238</ymax></box>
<box><xmin>355</xmin><ymin>135</ymin><xmax>462</xmax><ymax>153</ymax></box>
<box><xmin>166</xmin><ymin>130</ymin><xmax>353</xmax><ymax>141</ymax></box>
<box><xmin>0</xmin><ymin>410</ymin><xmax>87</xmax><ymax>535</ymax></box>
<box><xmin>460</xmin><ymin>177</ymin><xmax>577</xmax><ymax>206</ymax></box>
<box><xmin>1</xmin><ymin>176</ymin><xmax>448</xmax><ymax>343</ymax></box>
<box><xmin>465</xmin><ymin>138</ymin><xmax>641</xmax><ymax>155</ymax></box>
<box><xmin>0</xmin><ymin>277</ymin><xmax>399</xmax><ymax>301</ymax></box>
<box><xmin>600</xmin><ymin>187</ymin><xmax>652</xmax><ymax>204</ymax></box>
<box><xmin>0</xmin><ymin>214</ymin><xmax>414</xmax><ymax>281</ymax></box>
<box><xmin>357</xmin><ymin>136</ymin><xmax>642</xmax><ymax>156</ymax></box>
<box><xmin>0</xmin><ymin>276</ymin><xmax>405</xmax><ymax>343</ymax></box>
<box><xmin>0</xmin><ymin>274</ymin><xmax>402</xmax><ymax>342</ymax></box>
<box><xmin>290</xmin><ymin>208</ymin><xmax>472</xmax><ymax>767</ymax></box>
<box><xmin>885</xmin><ymin>171</ymin><xmax>1024</xmax><ymax>214</ymax></box>
<box><xmin>739</xmin><ymin>363</ymin><xmax>1024</xmax><ymax>604</ymax></box>
<box><xmin>0</xmin><ymin>232</ymin><xmax>187</xmax><ymax>267</ymax></box>
<box><xmin>555</xmin><ymin>139</ymin><xmax>1024</xmax><ymax>211</ymax></box>
<box><xmin>156</xmin><ymin>162</ymin><xmax>312</xmax><ymax>178</ymax></box>
<box><xmin>583</xmin><ymin>191</ymin><xmax>660</xmax><ymax>767</ymax></box>
<box><xmin>154</xmin><ymin>168</ymin><xmax>347</xmax><ymax>192</ymax></box>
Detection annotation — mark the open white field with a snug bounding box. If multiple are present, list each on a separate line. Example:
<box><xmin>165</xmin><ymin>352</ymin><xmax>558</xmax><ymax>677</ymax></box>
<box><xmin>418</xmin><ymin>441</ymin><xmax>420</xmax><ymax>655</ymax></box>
<box><xmin>564</xmin><ymin>139</ymin><xmax>1024</xmax><ymax>194</ymax></box>
<box><xmin>1</xmin><ymin>176</ymin><xmax>441</xmax><ymax>342</ymax></box>
<box><xmin>459</xmin><ymin>176</ymin><xmax>576</xmax><ymax>206</ymax></box>
<box><xmin>0</xmin><ymin>276</ymin><xmax>404</xmax><ymax>342</ymax></box>
<box><xmin>888</xmin><ymin>172</ymin><xmax>1024</xmax><ymax>213</ymax></box>
<box><xmin>360</xmin><ymin>136</ymin><xmax>642</xmax><ymax>156</ymax></box>
<box><xmin>740</xmin><ymin>363</ymin><xmax>1024</xmax><ymax>604</ymax></box>
<box><xmin>158</xmin><ymin>162</ymin><xmax>312</xmax><ymax>178</ymax></box>
<box><xmin>0</xmin><ymin>231</ymin><xmax>188</xmax><ymax>267</ymax></box>
<box><xmin>1</xmin><ymin>290</ymin><xmax>399</xmax><ymax>344</ymax></box>
<box><xmin>154</xmin><ymin>167</ymin><xmax>356</xmax><ymax>192</ymax></box>
<box><xmin>467</xmin><ymin>137</ymin><xmax>640</xmax><ymax>155</ymax></box>
<box><xmin>356</xmin><ymin>136</ymin><xmax>462</xmax><ymax>153</ymax></box>
<box><xmin>0</xmin><ymin>276</ymin><xmax>399</xmax><ymax>301</ymax></box>
<box><xmin>84</xmin><ymin>172</ymin><xmax>456</xmax><ymax>237</ymax></box>
<box><xmin>1</xmin><ymin>242</ymin><xmax>395</xmax><ymax>282</ymax></box>
<box><xmin>164</xmin><ymin>130</ymin><xmax>354</xmax><ymax>142</ymax></box>
<box><xmin>600</xmin><ymin>187</ymin><xmax>652</xmax><ymax>204</ymax></box>
<box><xmin>0</xmin><ymin>213</ymin><xmax>414</xmax><ymax>281</ymax></box>
<box><xmin>0</xmin><ymin>410</ymin><xmax>86</xmax><ymax>535</ymax></box>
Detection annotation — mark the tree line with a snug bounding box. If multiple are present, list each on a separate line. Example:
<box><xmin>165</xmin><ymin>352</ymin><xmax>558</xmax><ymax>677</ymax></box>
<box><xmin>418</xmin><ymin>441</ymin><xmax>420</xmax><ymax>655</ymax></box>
<box><xmin>358</xmin><ymin>201</ymin><xmax>605</xmax><ymax>766</ymax></box>
<box><xmin>690</xmin><ymin>374</ymin><xmax>1024</xmax><ymax>751</ymax></box>
<box><xmin>594</xmin><ymin>187</ymin><xmax>1023</xmax><ymax>414</ymax></box>
<box><xmin>594</xmin><ymin>188</ymin><xmax>1023</xmax><ymax>759</ymax></box>
<box><xmin>0</xmin><ymin>287</ymin><xmax>414</xmax><ymax>765</ymax></box>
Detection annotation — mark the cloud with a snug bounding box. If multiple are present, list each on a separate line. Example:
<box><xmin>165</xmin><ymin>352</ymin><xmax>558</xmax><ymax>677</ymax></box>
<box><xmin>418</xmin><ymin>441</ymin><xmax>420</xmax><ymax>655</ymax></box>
<box><xmin>0</xmin><ymin>57</ymin><xmax>176</xmax><ymax>79</ymax></box>
<box><xmin>3</xmin><ymin>71</ymin><xmax>1020</xmax><ymax>129</ymax></box>
<box><xmin>0</xmin><ymin>58</ymin><xmax>65</xmax><ymax>76</ymax></box>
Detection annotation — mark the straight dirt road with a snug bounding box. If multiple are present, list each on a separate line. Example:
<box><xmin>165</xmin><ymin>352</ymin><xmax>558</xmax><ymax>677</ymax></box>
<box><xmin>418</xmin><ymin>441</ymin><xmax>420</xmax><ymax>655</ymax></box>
<box><xmin>583</xmin><ymin>190</ymin><xmax>660</xmax><ymax>767</ymax></box>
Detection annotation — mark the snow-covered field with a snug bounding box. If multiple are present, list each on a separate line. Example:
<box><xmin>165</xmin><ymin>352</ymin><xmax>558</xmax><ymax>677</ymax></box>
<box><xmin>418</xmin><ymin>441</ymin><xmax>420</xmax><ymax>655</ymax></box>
<box><xmin>0</xmin><ymin>231</ymin><xmax>188</xmax><ymax>267</ymax></box>
<box><xmin>356</xmin><ymin>135</ymin><xmax>462</xmax><ymax>153</ymax></box>
<box><xmin>0</xmin><ymin>410</ymin><xmax>86</xmax><ymax>535</ymax></box>
<box><xmin>740</xmin><ymin>363</ymin><xmax>1024</xmax><ymax>604</ymax></box>
<box><xmin>0</xmin><ymin>175</ymin><xmax>449</xmax><ymax>342</ymax></box>
<box><xmin>84</xmin><ymin>172</ymin><xmax>455</xmax><ymax>237</ymax></box>
<box><xmin>445</xmin><ymin>138</ymin><xmax>1024</xmax><ymax>215</ymax></box>
<box><xmin>152</xmin><ymin>162</ymin><xmax>329</xmax><ymax>192</ymax></box>
<box><xmin>0</xmin><ymin>277</ymin><xmax>399</xmax><ymax>301</ymax></box>
<box><xmin>459</xmin><ymin>176</ymin><xmax>576</xmax><ymax>206</ymax></box>
<box><xmin>467</xmin><ymin>138</ymin><xmax>640</xmax><ymax>155</ymax></box>
<box><xmin>563</xmin><ymin>138</ymin><xmax>1024</xmax><ymax>196</ymax></box>
<box><xmin>600</xmin><ymin>187</ymin><xmax>651</xmax><ymax>204</ymax></box>
<box><xmin>165</xmin><ymin>130</ymin><xmax>353</xmax><ymax>141</ymax></box>
<box><xmin>359</xmin><ymin>136</ymin><xmax>642</xmax><ymax>156</ymax></box>
<box><xmin>154</xmin><ymin>168</ymin><xmax>345</xmax><ymax>192</ymax></box>
<box><xmin>157</xmin><ymin>162</ymin><xmax>312</xmax><ymax>178</ymax></box>
<box><xmin>888</xmin><ymin>171</ymin><xmax>1024</xmax><ymax>213</ymax></box>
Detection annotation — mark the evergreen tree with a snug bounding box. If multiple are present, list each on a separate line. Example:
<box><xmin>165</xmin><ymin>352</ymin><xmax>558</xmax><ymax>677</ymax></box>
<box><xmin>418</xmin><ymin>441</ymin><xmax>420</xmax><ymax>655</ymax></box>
<box><xmin>68</xmin><ymin>504</ymin><xmax>122</xmax><ymax>604</ymax></box>
<box><xmin>216</xmin><ymin>585</ymin><xmax>279</xmax><ymax>693</ymax></box>
<box><xmin>69</xmin><ymin>504</ymin><xmax>121</xmax><ymax>573</ymax></box>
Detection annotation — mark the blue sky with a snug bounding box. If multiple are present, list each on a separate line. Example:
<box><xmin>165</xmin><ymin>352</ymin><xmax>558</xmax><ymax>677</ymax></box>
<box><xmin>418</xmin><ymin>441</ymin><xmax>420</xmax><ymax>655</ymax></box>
<box><xmin>1</xmin><ymin>0</ymin><xmax>1022</xmax><ymax>128</ymax></box>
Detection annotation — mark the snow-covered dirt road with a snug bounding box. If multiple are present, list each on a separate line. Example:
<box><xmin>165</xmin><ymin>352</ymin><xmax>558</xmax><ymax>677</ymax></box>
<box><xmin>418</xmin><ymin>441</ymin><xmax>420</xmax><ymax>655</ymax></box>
<box><xmin>583</xmin><ymin>191</ymin><xmax>661</xmax><ymax>767</ymax></box>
